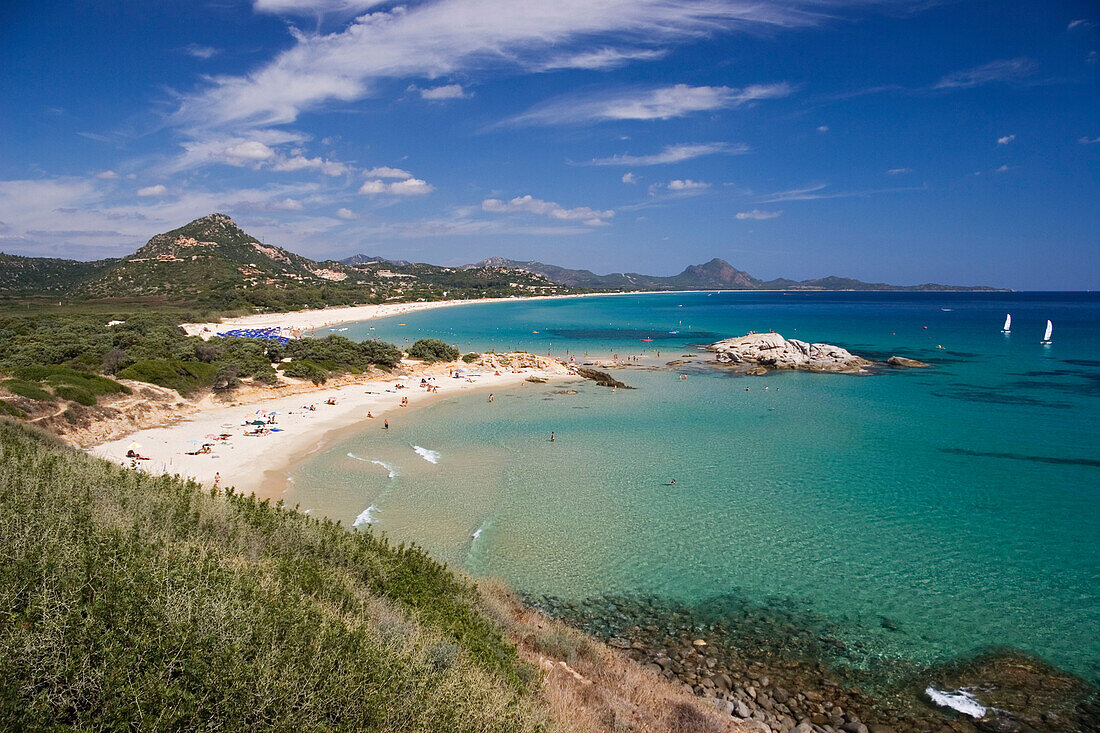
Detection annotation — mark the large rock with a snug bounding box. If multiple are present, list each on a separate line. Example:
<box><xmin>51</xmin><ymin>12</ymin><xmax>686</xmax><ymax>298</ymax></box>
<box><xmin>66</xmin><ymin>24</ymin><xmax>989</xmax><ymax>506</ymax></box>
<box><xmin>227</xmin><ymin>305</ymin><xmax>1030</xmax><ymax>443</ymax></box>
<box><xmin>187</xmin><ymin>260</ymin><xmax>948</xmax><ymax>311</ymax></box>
<box><xmin>708</xmin><ymin>332</ymin><xmax>871</xmax><ymax>373</ymax></box>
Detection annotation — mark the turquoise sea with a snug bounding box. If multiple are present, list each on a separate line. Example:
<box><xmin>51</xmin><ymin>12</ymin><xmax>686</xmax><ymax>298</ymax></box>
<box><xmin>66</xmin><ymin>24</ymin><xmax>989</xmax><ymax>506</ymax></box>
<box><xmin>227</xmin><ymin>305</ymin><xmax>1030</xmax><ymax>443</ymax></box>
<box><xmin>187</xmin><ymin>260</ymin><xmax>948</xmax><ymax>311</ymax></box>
<box><xmin>283</xmin><ymin>292</ymin><xmax>1099</xmax><ymax>682</ymax></box>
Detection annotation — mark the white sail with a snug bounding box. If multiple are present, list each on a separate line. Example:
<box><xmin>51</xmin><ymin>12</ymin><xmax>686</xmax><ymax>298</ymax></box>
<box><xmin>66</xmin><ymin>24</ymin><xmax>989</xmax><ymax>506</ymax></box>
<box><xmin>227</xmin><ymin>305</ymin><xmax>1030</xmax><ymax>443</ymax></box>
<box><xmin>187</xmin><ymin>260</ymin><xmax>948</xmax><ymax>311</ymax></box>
<box><xmin>1043</xmin><ymin>320</ymin><xmax>1053</xmax><ymax>342</ymax></box>
<box><xmin>1002</xmin><ymin>314</ymin><xmax>1011</xmax><ymax>332</ymax></box>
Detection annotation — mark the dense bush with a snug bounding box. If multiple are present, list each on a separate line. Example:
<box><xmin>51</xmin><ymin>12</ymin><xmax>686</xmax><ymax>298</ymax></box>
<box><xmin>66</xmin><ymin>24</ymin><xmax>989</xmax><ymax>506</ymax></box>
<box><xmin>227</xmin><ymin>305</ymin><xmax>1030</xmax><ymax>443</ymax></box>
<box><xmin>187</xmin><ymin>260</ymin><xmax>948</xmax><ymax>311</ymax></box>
<box><xmin>115</xmin><ymin>360</ymin><xmax>218</xmax><ymax>396</ymax></box>
<box><xmin>2</xmin><ymin>380</ymin><xmax>52</xmax><ymax>402</ymax></box>
<box><xmin>462</xmin><ymin>352</ymin><xmax>479</xmax><ymax>363</ymax></box>
<box><xmin>50</xmin><ymin>384</ymin><xmax>96</xmax><ymax>406</ymax></box>
<box><xmin>0</xmin><ymin>420</ymin><xmax>545</xmax><ymax>731</ymax></box>
<box><xmin>407</xmin><ymin>338</ymin><xmax>460</xmax><ymax>363</ymax></box>
<box><xmin>0</xmin><ymin>312</ymin><xmax>401</xmax><ymax>398</ymax></box>
<box><xmin>280</xmin><ymin>359</ymin><xmax>330</xmax><ymax>384</ymax></box>
<box><xmin>0</xmin><ymin>401</ymin><xmax>26</xmax><ymax>418</ymax></box>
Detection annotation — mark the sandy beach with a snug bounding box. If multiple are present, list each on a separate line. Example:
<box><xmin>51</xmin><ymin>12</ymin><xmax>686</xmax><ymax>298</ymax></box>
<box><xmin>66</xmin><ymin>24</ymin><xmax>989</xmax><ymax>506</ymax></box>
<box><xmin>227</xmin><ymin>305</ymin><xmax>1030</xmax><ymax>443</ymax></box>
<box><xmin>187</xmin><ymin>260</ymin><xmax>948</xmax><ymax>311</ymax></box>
<box><xmin>92</xmin><ymin>355</ymin><xmax>575</xmax><ymax>498</ymax></box>
<box><xmin>180</xmin><ymin>294</ymin><xmax>603</xmax><ymax>337</ymax></box>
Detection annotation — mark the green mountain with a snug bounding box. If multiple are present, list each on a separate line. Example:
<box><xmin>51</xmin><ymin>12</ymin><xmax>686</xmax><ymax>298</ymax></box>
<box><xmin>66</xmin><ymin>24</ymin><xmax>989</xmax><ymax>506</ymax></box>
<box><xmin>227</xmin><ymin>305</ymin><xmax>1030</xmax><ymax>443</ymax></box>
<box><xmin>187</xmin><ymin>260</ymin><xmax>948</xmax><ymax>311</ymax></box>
<box><xmin>472</xmin><ymin>256</ymin><xmax>1004</xmax><ymax>292</ymax></box>
<box><xmin>78</xmin><ymin>213</ymin><xmax>364</xmax><ymax>301</ymax></box>
<box><xmin>0</xmin><ymin>252</ymin><xmax>117</xmax><ymax>295</ymax></box>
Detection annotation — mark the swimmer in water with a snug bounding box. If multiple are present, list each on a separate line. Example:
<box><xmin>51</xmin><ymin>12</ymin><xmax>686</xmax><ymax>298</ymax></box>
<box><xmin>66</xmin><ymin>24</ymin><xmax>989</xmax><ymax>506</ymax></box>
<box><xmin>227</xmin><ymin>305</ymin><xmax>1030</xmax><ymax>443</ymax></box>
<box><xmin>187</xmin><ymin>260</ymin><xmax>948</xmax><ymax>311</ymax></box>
<box><xmin>550</xmin><ymin>432</ymin><xmax>555</xmax><ymax>442</ymax></box>
<box><xmin>664</xmin><ymin>480</ymin><xmax>676</xmax><ymax>486</ymax></box>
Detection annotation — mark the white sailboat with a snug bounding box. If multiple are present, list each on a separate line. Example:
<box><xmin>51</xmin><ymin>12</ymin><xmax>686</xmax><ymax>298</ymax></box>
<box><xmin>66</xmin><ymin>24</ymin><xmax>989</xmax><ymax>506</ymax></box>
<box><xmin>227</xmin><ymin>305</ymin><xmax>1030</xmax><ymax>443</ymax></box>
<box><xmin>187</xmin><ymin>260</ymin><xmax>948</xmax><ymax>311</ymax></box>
<box><xmin>1001</xmin><ymin>314</ymin><xmax>1011</xmax><ymax>333</ymax></box>
<box><xmin>1041</xmin><ymin>320</ymin><xmax>1053</xmax><ymax>344</ymax></box>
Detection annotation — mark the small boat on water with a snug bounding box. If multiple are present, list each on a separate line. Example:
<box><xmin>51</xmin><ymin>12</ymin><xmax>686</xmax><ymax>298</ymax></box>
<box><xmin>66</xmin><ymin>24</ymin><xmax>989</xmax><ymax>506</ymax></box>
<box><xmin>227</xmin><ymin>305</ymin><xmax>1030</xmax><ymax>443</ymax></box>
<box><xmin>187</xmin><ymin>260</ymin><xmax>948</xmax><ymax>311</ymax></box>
<box><xmin>640</xmin><ymin>338</ymin><xmax>653</xmax><ymax>342</ymax></box>
<box><xmin>1002</xmin><ymin>314</ymin><xmax>1011</xmax><ymax>333</ymax></box>
<box><xmin>1041</xmin><ymin>320</ymin><xmax>1053</xmax><ymax>344</ymax></box>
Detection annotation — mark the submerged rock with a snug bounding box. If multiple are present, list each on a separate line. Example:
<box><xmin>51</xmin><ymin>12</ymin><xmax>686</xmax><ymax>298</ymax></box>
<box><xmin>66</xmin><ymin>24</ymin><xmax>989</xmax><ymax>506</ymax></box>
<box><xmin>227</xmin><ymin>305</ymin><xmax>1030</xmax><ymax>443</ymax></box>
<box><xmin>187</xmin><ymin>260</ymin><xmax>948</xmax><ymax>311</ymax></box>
<box><xmin>887</xmin><ymin>356</ymin><xmax>930</xmax><ymax>368</ymax></box>
<box><xmin>572</xmin><ymin>366</ymin><xmax>633</xmax><ymax>389</ymax></box>
<box><xmin>709</xmin><ymin>332</ymin><xmax>872</xmax><ymax>373</ymax></box>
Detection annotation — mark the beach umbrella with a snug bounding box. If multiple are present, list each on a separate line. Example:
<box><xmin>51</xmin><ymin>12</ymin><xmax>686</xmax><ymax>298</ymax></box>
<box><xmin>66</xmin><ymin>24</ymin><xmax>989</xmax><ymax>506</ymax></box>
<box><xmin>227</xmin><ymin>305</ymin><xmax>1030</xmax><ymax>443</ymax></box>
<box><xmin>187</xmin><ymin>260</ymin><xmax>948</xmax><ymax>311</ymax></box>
<box><xmin>126</xmin><ymin>441</ymin><xmax>142</xmax><ymax>451</ymax></box>
<box><xmin>250</xmin><ymin>420</ymin><xmax>266</xmax><ymax>425</ymax></box>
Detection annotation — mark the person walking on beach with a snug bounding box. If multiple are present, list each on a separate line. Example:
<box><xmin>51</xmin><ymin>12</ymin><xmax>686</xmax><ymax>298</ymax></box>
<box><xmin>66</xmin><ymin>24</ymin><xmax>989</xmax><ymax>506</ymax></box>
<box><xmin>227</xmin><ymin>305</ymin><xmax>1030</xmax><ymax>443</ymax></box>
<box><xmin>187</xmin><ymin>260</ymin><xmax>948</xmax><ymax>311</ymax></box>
<box><xmin>550</xmin><ymin>432</ymin><xmax>555</xmax><ymax>442</ymax></box>
<box><xmin>488</xmin><ymin>393</ymin><xmax>494</xmax><ymax>404</ymax></box>
<box><xmin>383</xmin><ymin>419</ymin><xmax>389</xmax><ymax>429</ymax></box>
<box><xmin>214</xmin><ymin>472</ymin><xmax>221</xmax><ymax>489</ymax></box>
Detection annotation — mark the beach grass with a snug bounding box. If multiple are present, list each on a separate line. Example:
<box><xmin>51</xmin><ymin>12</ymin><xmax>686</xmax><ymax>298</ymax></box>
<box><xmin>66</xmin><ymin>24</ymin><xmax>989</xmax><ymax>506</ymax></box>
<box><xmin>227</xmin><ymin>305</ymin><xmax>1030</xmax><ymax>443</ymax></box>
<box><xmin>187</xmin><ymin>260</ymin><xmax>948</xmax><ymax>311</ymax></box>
<box><xmin>0</xmin><ymin>418</ymin><xmax>549</xmax><ymax>731</ymax></box>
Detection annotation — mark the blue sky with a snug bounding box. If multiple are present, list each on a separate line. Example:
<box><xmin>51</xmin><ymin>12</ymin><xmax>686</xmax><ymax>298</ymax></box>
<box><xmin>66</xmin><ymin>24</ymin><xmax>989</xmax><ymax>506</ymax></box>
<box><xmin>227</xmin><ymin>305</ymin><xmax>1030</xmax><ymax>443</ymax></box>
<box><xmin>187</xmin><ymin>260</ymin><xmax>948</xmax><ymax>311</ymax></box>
<box><xmin>0</xmin><ymin>0</ymin><xmax>1097</xmax><ymax>289</ymax></box>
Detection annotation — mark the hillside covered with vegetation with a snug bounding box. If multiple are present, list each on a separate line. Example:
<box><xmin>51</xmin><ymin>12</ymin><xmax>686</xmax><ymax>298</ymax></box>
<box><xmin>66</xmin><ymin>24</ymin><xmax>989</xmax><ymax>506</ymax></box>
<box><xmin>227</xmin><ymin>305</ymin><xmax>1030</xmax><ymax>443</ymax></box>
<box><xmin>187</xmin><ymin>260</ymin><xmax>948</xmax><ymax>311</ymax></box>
<box><xmin>0</xmin><ymin>214</ymin><xmax>573</xmax><ymax>311</ymax></box>
<box><xmin>0</xmin><ymin>419</ymin><xmax>546</xmax><ymax>730</ymax></box>
<box><xmin>0</xmin><ymin>308</ymin><xmax>404</xmax><ymax>421</ymax></box>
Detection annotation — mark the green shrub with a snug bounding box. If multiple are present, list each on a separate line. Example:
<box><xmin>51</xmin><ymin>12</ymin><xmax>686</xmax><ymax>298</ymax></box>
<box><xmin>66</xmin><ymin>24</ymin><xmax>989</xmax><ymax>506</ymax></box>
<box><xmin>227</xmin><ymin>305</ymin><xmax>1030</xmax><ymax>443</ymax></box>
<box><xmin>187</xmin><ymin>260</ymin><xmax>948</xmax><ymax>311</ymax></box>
<box><xmin>281</xmin><ymin>359</ymin><xmax>330</xmax><ymax>384</ymax></box>
<box><xmin>0</xmin><ymin>419</ymin><xmax>545</xmax><ymax>731</ymax></box>
<box><xmin>0</xmin><ymin>401</ymin><xmax>26</xmax><ymax>418</ymax></box>
<box><xmin>462</xmin><ymin>352</ymin><xmax>479</xmax><ymax>363</ymax></box>
<box><xmin>52</xmin><ymin>384</ymin><xmax>96</xmax><ymax>406</ymax></box>
<box><xmin>2</xmin><ymin>379</ymin><xmax>52</xmax><ymax>402</ymax></box>
<box><xmin>115</xmin><ymin>360</ymin><xmax>217</xmax><ymax>395</ymax></box>
<box><xmin>13</xmin><ymin>366</ymin><xmax>129</xmax><ymax>396</ymax></box>
<box><xmin>407</xmin><ymin>338</ymin><xmax>459</xmax><ymax>363</ymax></box>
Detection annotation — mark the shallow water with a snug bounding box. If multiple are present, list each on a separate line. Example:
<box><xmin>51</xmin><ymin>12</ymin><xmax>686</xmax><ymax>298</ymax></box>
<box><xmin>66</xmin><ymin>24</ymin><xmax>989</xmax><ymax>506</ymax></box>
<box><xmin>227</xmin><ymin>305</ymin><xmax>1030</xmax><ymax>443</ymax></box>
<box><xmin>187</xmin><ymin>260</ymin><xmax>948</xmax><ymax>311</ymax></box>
<box><xmin>284</xmin><ymin>292</ymin><xmax>1100</xmax><ymax>679</ymax></box>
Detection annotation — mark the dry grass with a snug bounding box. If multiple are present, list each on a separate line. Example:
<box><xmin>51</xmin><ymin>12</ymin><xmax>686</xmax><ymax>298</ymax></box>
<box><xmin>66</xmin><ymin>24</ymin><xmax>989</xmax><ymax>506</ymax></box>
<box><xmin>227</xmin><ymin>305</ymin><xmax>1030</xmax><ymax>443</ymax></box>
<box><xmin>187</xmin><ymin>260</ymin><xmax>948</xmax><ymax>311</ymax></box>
<box><xmin>478</xmin><ymin>578</ymin><xmax>764</xmax><ymax>733</ymax></box>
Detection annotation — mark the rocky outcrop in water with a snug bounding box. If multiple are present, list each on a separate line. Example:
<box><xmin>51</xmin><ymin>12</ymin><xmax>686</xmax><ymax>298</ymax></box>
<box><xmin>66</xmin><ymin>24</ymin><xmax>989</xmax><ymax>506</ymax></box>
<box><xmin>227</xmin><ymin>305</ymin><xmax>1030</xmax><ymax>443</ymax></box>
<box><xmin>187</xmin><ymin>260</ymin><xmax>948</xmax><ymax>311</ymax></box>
<box><xmin>887</xmin><ymin>357</ymin><xmax>930</xmax><ymax>368</ymax></box>
<box><xmin>709</xmin><ymin>333</ymin><xmax>872</xmax><ymax>374</ymax></box>
<box><xmin>572</xmin><ymin>366</ymin><xmax>633</xmax><ymax>388</ymax></box>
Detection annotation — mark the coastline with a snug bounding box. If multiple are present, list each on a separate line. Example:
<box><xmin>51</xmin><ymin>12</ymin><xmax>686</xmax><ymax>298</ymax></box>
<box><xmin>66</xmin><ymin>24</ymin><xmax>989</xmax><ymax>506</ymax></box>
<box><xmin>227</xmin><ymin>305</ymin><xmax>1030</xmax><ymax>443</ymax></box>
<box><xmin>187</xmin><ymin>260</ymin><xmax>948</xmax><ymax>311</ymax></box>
<box><xmin>92</xmin><ymin>355</ymin><xmax>576</xmax><ymax>498</ymax></box>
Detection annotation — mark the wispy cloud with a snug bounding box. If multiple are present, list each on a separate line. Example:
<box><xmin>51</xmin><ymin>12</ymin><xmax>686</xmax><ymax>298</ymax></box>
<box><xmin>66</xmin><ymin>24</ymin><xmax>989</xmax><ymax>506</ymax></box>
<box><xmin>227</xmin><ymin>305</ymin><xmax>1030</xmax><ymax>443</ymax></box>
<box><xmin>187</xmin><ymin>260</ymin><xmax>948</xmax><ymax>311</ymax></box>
<box><xmin>1079</xmin><ymin>136</ymin><xmax>1100</xmax><ymax>145</ymax></box>
<box><xmin>172</xmin><ymin>0</ymin><xmax>829</xmax><ymax>134</ymax></box>
<box><xmin>502</xmin><ymin>83</ymin><xmax>792</xmax><ymax>126</ymax></box>
<box><xmin>584</xmin><ymin>141</ymin><xmax>748</xmax><ymax>166</ymax></box>
<box><xmin>622</xmin><ymin>172</ymin><xmax>638</xmax><ymax>184</ymax></box>
<box><xmin>758</xmin><ymin>182</ymin><xmax>925</xmax><ymax>203</ymax></box>
<box><xmin>886</xmin><ymin>167</ymin><xmax>912</xmax><ymax>175</ymax></box>
<box><xmin>184</xmin><ymin>44</ymin><xmax>219</xmax><ymax>60</ymax></box>
<box><xmin>409</xmin><ymin>83</ymin><xmax>471</xmax><ymax>100</ymax></box>
<box><xmin>335</xmin><ymin>207</ymin><xmax>358</xmax><ymax>219</ymax></box>
<box><xmin>933</xmin><ymin>57</ymin><xmax>1035</xmax><ymax>90</ymax></box>
<box><xmin>997</xmin><ymin>134</ymin><xmax>1015</xmax><ymax>145</ymax></box>
<box><xmin>736</xmin><ymin>209</ymin><xmax>781</xmax><ymax>220</ymax></box>
<box><xmin>536</xmin><ymin>47</ymin><xmax>667</xmax><ymax>71</ymax></box>
<box><xmin>1067</xmin><ymin>19</ymin><xmax>1092</xmax><ymax>30</ymax></box>
<box><xmin>481</xmin><ymin>194</ymin><xmax>613</xmax><ymax>226</ymax></box>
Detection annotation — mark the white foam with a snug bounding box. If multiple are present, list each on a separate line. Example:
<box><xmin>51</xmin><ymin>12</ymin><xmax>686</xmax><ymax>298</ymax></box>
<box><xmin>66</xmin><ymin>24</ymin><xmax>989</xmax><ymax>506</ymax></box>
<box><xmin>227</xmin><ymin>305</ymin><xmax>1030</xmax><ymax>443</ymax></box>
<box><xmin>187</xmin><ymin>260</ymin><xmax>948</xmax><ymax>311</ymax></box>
<box><xmin>353</xmin><ymin>505</ymin><xmax>379</xmax><ymax>527</ymax></box>
<box><xmin>471</xmin><ymin>527</ymin><xmax>483</xmax><ymax>540</ymax></box>
<box><xmin>413</xmin><ymin>445</ymin><xmax>440</xmax><ymax>464</ymax></box>
<box><xmin>925</xmin><ymin>687</ymin><xmax>987</xmax><ymax>719</ymax></box>
<box><xmin>371</xmin><ymin>459</ymin><xmax>398</xmax><ymax>478</ymax></box>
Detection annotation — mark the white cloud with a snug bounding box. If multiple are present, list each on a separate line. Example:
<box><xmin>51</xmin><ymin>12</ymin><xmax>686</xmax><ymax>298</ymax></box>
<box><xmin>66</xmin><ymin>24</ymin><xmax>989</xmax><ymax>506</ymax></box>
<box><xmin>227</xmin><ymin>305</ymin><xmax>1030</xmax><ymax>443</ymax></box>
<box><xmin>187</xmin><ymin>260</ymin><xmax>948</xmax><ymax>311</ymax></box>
<box><xmin>270</xmin><ymin>197</ymin><xmax>305</xmax><ymax>211</ymax></box>
<box><xmin>995</xmin><ymin>164</ymin><xmax>1014</xmax><ymax>173</ymax></box>
<box><xmin>184</xmin><ymin>44</ymin><xmax>219</xmax><ymax>60</ymax></box>
<box><xmin>886</xmin><ymin>167</ymin><xmax>912</xmax><ymax>175</ymax></box>
<box><xmin>586</xmin><ymin>141</ymin><xmax>748</xmax><ymax>166</ymax></box>
<box><xmin>225</xmin><ymin>140</ymin><xmax>276</xmax><ymax>161</ymax></box>
<box><xmin>411</xmin><ymin>83</ymin><xmax>470</xmax><ymax>100</ymax></box>
<box><xmin>736</xmin><ymin>209</ymin><xmax>781</xmax><ymax>220</ymax></box>
<box><xmin>934</xmin><ymin>57</ymin><xmax>1036</xmax><ymax>90</ymax></box>
<box><xmin>997</xmin><ymin>134</ymin><xmax>1015</xmax><ymax>145</ymax></box>
<box><xmin>360</xmin><ymin>177</ymin><xmax>434</xmax><ymax>195</ymax></box>
<box><xmin>1067</xmin><ymin>19</ymin><xmax>1092</xmax><ymax>30</ymax></box>
<box><xmin>504</xmin><ymin>83</ymin><xmax>792</xmax><ymax>126</ymax></box>
<box><xmin>137</xmin><ymin>184</ymin><xmax>168</xmax><ymax>197</ymax></box>
<box><xmin>816</xmin><ymin>125</ymin><xmax>829</xmax><ymax>133</ymax></box>
<box><xmin>667</xmin><ymin>179</ymin><xmax>709</xmax><ymax>191</ymax></box>
<box><xmin>1078</xmin><ymin>136</ymin><xmax>1100</xmax><ymax>145</ymax></box>
<box><xmin>336</xmin><ymin>207</ymin><xmax>358</xmax><ymax>219</ymax></box>
<box><xmin>364</xmin><ymin>166</ymin><xmax>413</xmax><ymax>179</ymax></box>
<box><xmin>481</xmin><ymin>194</ymin><xmax>613</xmax><ymax>225</ymax></box>
<box><xmin>622</xmin><ymin>172</ymin><xmax>638</xmax><ymax>184</ymax></box>
<box><xmin>96</xmin><ymin>170</ymin><xmax>119</xmax><ymax>179</ymax></box>
<box><xmin>271</xmin><ymin>155</ymin><xmax>350</xmax><ymax>176</ymax></box>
